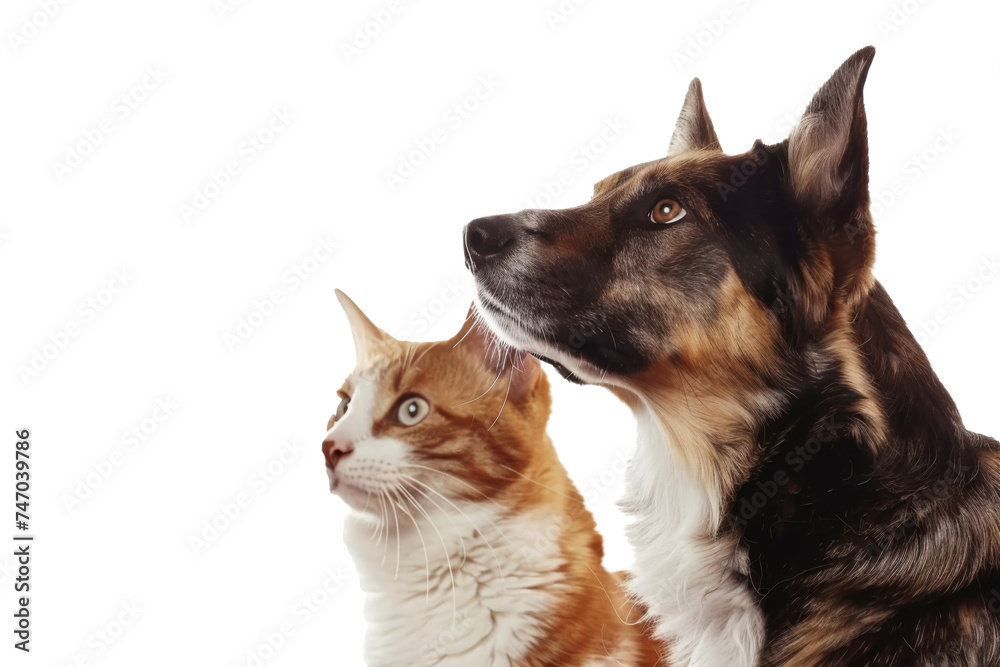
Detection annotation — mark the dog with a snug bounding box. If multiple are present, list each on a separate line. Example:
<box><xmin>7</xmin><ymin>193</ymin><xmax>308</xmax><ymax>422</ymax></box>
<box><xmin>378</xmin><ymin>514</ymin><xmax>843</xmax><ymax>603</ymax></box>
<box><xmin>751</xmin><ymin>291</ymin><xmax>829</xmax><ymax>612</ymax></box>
<box><xmin>463</xmin><ymin>46</ymin><xmax>1000</xmax><ymax>666</ymax></box>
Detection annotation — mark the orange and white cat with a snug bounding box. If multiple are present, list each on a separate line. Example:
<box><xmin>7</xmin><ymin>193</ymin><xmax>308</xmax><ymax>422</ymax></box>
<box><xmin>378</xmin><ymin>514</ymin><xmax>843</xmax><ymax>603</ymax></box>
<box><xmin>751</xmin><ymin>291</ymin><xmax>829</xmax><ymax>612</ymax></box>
<box><xmin>323</xmin><ymin>290</ymin><xmax>665</xmax><ymax>667</ymax></box>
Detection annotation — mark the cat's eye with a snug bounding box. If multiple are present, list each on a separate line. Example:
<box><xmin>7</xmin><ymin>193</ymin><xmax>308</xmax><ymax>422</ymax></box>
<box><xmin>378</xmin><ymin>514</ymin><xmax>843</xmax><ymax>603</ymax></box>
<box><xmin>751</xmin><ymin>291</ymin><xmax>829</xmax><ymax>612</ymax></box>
<box><xmin>396</xmin><ymin>395</ymin><xmax>430</xmax><ymax>427</ymax></box>
<box><xmin>335</xmin><ymin>396</ymin><xmax>350</xmax><ymax>420</ymax></box>
<box><xmin>649</xmin><ymin>198</ymin><xmax>686</xmax><ymax>224</ymax></box>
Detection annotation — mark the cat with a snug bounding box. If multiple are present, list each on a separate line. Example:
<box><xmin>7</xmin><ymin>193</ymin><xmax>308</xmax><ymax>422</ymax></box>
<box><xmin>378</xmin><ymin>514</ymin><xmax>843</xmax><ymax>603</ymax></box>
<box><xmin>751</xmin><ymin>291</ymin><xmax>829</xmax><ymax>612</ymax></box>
<box><xmin>322</xmin><ymin>290</ymin><xmax>665</xmax><ymax>666</ymax></box>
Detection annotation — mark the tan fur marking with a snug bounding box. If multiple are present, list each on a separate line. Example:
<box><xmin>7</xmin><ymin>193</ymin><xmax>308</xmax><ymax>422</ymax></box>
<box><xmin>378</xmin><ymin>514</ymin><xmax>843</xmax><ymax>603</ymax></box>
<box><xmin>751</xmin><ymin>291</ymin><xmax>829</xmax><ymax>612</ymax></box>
<box><xmin>820</xmin><ymin>304</ymin><xmax>889</xmax><ymax>449</ymax></box>
<box><xmin>623</xmin><ymin>270</ymin><xmax>786</xmax><ymax>520</ymax></box>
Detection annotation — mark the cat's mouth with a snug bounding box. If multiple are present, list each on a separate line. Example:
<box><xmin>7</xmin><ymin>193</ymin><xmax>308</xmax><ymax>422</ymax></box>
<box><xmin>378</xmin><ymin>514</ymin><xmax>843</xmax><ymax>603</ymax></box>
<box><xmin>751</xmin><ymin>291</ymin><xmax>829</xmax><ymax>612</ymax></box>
<box><xmin>328</xmin><ymin>467</ymin><xmax>396</xmax><ymax>517</ymax></box>
<box><xmin>328</xmin><ymin>468</ymin><xmax>367</xmax><ymax>507</ymax></box>
<box><xmin>330</xmin><ymin>479</ymin><xmax>369</xmax><ymax>513</ymax></box>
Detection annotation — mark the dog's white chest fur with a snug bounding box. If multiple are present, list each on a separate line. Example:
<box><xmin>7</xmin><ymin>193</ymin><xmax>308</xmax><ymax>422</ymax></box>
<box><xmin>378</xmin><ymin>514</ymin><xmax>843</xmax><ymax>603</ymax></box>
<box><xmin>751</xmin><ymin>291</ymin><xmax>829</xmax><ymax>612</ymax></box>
<box><xmin>623</xmin><ymin>406</ymin><xmax>764</xmax><ymax>666</ymax></box>
<box><xmin>344</xmin><ymin>505</ymin><xmax>565</xmax><ymax>667</ymax></box>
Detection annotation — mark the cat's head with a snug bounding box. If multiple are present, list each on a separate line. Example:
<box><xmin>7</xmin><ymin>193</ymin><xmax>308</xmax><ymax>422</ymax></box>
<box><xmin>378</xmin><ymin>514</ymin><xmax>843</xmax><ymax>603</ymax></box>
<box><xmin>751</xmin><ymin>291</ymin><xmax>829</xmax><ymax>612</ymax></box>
<box><xmin>323</xmin><ymin>290</ymin><xmax>552</xmax><ymax>516</ymax></box>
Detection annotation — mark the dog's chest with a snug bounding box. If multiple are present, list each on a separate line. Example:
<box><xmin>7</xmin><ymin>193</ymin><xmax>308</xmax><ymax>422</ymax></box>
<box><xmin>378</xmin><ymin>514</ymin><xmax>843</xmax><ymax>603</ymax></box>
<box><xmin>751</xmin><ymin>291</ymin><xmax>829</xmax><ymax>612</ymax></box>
<box><xmin>731</xmin><ymin>417</ymin><xmax>878</xmax><ymax>617</ymax></box>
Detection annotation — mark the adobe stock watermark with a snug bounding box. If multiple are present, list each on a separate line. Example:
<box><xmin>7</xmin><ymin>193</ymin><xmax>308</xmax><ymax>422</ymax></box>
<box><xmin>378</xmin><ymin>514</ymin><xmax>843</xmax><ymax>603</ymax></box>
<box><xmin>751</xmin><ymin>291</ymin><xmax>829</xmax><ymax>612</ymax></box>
<box><xmin>523</xmin><ymin>117</ymin><xmax>627</xmax><ymax>209</ymax></box>
<box><xmin>179</xmin><ymin>106</ymin><xmax>295</xmax><ymax>223</ymax></box>
<box><xmin>544</xmin><ymin>0</ymin><xmax>590</xmax><ymax>30</ymax></box>
<box><xmin>224</xmin><ymin>235</ymin><xmax>338</xmax><ymax>351</ymax></box>
<box><xmin>56</xmin><ymin>600</ymin><xmax>144</xmax><ymax>667</ymax></box>
<box><xmin>759</xmin><ymin>80</ymin><xmax>827</xmax><ymax>144</ymax></box>
<box><xmin>865</xmin><ymin>458</ymin><xmax>973</xmax><ymax>557</ymax></box>
<box><xmin>51</xmin><ymin>65</ymin><xmax>168</xmax><ymax>183</ymax></box>
<box><xmin>714</xmin><ymin>141</ymin><xmax>781</xmax><ymax>202</ymax></box>
<box><xmin>724</xmin><ymin>417</ymin><xmax>842</xmax><ymax>528</ymax></box>
<box><xmin>61</xmin><ymin>398</ymin><xmax>179</xmax><ymax>514</ymax></box>
<box><xmin>213</xmin><ymin>0</ymin><xmax>250</xmax><ymax>20</ymax></box>
<box><xmin>867</xmin><ymin>126</ymin><xmax>959</xmax><ymax>223</ymax></box>
<box><xmin>232</xmin><ymin>566</ymin><xmax>354</xmax><ymax>667</ymax></box>
<box><xmin>418</xmin><ymin>614</ymin><xmax>476</xmax><ymax>665</ymax></box>
<box><xmin>383</xmin><ymin>75</ymin><xmax>501</xmax><ymax>192</ymax></box>
<box><xmin>671</xmin><ymin>0</ymin><xmax>755</xmax><ymax>72</ymax></box>
<box><xmin>579</xmin><ymin>448</ymin><xmax>630</xmax><ymax>505</ymax></box>
<box><xmin>390</xmin><ymin>275</ymin><xmax>470</xmax><ymax>341</ymax></box>
<box><xmin>876</xmin><ymin>0</ymin><xmax>931</xmax><ymax>40</ymax></box>
<box><xmin>911</xmin><ymin>254</ymin><xmax>999</xmax><ymax>347</ymax></box>
<box><xmin>7</xmin><ymin>0</ymin><xmax>73</xmax><ymax>54</ymax></box>
<box><xmin>188</xmin><ymin>438</ymin><xmax>307</xmax><ymax>556</ymax></box>
<box><xmin>16</xmin><ymin>268</ymin><xmax>135</xmax><ymax>385</ymax></box>
<box><xmin>340</xmin><ymin>0</ymin><xmax>414</xmax><ymax>63</ymax></box>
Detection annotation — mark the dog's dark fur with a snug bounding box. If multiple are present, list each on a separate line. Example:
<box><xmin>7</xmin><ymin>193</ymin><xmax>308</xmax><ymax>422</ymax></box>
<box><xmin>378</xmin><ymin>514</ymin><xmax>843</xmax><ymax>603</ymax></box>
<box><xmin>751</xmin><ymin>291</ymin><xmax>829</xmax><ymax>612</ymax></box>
<box><xmin>463</xmin><ymin>47</ymin><xmax>1000</xmax><ymax>665</ymax></box>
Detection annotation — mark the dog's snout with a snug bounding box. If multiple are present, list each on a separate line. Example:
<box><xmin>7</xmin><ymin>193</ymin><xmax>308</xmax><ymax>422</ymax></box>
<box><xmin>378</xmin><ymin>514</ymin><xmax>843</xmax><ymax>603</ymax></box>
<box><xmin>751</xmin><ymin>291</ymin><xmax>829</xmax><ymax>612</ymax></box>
<box><xmin>322</xmin><ymin>438</ymin><xmax>354</xmax><ymax>470</ymax></box>
<box><xmin>465</xmin><ymin>215</ymin><xmax>518</xmax><ymax>268</ymax></box>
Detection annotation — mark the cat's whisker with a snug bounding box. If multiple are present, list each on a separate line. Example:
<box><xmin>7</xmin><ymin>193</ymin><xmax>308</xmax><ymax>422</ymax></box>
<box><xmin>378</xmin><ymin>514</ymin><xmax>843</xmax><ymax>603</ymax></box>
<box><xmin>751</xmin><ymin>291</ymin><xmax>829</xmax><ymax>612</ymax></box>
<box><xmin>407</xmin><ymin>339</ymin><xmax>438</xmax><ymax>371</ymax></box>
<box><xmin>359</xmin><ymin>488</ymin><xmax>373</xmax><ymax>515</ymax></box>
<box><xmin>400</xmin><ymin>343</ymin><xmax>415</xmax><ymax>373</ymax></box>
<box><xmin>488</xmin><ymin>365</ymin><xmax>514</xmax><ymax>431</ymax></box>
<box><xmin>450</xmin><ymin>313</ymin><xmax>479</xmax><ymax>349</ymax></box>
<box><xmin>584</xmin><ymin>564</ymin><xmax>646</xmax><ymax>628</ymax></box>
<box><xmin>401</xmin><ymin>479</ymin><xmax>469</xmax><ymax>567</ymax></box>
<box><xmin>509</xmin><ymin>348</ymin><xmax>526</xmax><ymax>373</ymax></box>
<box><xmin>386</xmin><ymin>486</ymin><xmax>403</xmax><ymax>582</ymax></box>
<box><xmin>368</xmin><ymin>502</ymin><xmax>382</xmax><ymax>541</ymax></box>
<box><xmin>400</xmin><ymin>474</ymin><xmax>509</xmax><ymax>587</ymax></box>
<box><xmin>396</xmin><ymin>485</ymin><xmax>459</xmax><ymax>624</ymax></box>
<box><xmin>403</xmin><ymin>464</ymin><xmax>512</xmax><ymax>528</ymax></box>
<box><xmin>389</xmin><ymin>488</ymin><xmax>432</xmax><ymax>603</ymax></box>
<box><xmin>599</xmin><ymin>623</ymin><xmax>628</xmax><ymax>666</ymax></box>
<box><xmin>373</xmin><ymin>491</ymin><xmax>388</xmax><ymax>545</ymax></box>
<box><xmin>457</xmin><ymin>365</ymin><xmax>505</xmax><ymax>406</ymax></box>
<box><xmin>379</xmin><ymin>491</ymin><xmax>391</xmax><ymax>566</ymax></box>
<box><xmin>497</xmin><ymin>464</ymin><xmax>587</xmax><ymax>506</ymax></box>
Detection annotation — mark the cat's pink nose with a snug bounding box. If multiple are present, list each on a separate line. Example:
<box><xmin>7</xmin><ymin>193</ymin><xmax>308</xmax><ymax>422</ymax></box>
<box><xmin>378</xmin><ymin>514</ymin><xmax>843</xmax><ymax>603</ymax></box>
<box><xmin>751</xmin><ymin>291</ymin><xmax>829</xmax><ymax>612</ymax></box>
<box><xmin>322</xmin><ymin>438</ymin><xmax>354</xmax><ymax>470</ymax></box>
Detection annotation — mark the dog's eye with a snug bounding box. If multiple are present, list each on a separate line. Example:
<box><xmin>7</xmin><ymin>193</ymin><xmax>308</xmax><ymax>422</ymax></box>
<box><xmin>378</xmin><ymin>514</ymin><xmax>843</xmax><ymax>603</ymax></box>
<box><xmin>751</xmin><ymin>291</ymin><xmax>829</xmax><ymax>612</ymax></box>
<box><xmin>396</xmin><ymin>395</ymin><xmax>430</xmax><ymax>427</ymax></box>
<box><xmin>649</xmin><ymin>198</ymin><xmax>687</xmax><ymax>224</ymax></box>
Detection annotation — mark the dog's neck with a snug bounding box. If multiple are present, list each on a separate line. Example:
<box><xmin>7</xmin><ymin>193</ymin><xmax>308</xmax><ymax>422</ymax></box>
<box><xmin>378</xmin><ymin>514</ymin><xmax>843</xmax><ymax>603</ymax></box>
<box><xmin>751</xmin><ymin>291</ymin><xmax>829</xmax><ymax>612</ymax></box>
<box><xmin>612</xmin><ymin>278</ymin><xmax>996</xmax><ymax>665</ymax></box>
<box><xmin>618</xmin><ymin>278</ymin><xmax>972</xmax><ymax>519</ymax></box>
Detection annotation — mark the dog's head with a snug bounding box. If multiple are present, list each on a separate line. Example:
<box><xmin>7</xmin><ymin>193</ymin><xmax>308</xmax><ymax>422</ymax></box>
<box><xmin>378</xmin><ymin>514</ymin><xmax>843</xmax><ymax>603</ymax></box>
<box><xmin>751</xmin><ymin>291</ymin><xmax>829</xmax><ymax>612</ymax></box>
<box><xmin>465</xmin><ymin>47</ymin><xmax>878</xmax><ymax>387</ymax></box>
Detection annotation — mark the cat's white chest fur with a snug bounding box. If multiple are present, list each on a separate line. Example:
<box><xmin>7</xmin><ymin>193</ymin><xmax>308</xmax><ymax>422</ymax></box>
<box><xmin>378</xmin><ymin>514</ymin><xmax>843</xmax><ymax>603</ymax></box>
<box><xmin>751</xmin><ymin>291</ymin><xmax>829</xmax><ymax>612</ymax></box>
<box><xmin>622</xmin><ymin>406</ymin><xmax>764</xmax><ymax>667</ymax></box>
<box><xmin>344</xmin><ymin>504</ymin><xmax>565</xmax><ymax>667</ymax></box>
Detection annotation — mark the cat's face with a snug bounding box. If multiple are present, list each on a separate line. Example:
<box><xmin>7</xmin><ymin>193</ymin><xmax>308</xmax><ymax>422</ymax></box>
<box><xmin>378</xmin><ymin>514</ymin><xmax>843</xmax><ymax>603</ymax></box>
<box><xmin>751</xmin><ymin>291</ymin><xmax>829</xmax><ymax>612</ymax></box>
<box><xmin>323</xmin><ymin>291</ymin><xmax>551</xmax><ymax>516</ymax></box>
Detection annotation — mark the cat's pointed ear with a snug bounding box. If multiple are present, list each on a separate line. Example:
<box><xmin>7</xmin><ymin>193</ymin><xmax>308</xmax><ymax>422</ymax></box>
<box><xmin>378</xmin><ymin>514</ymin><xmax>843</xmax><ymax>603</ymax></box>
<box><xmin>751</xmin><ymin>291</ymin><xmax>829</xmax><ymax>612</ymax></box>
<box><xmin>787</xmin><ymin>46</ymin><xmax>875</xmax><ymax>208</ymax></box>
<box><xmin>335</xmin><ymin>289</ymin><xmax>390</xmax><ymax>363</ymax></box>
<box><xmin>447</xmin><ymin>306</ymin><xmax>495</xmax><ymax>361</ymax></box>
<box><xmin>668</xmin><ymin>78</ymin><xmax>722</xmax><ymax>155</ymax></box>
<box><xmin>450</xmin><ymin>306</ymin><xmax>542</xmax><ymax>403</ymax></box>
<box><xmin>504</xmin><ymin>351</ymin><xmax>542</xmax><ymax>404</ymax></box>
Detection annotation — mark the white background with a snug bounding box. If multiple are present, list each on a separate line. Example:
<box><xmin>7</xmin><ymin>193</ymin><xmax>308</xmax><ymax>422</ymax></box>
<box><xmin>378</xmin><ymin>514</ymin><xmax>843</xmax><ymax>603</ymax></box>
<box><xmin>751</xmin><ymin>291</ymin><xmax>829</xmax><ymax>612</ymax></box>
<box><xmin>2</xmin><ymin>0</ymin><xmax>998</xmax><ymax>665</ymax></box>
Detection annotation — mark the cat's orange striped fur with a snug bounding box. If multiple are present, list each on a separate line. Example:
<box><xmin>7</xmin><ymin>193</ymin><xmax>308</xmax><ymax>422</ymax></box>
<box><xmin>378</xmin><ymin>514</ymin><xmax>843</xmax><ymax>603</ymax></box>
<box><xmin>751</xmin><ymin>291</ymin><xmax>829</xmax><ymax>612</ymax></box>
<box><xmin>323</xmin><ymin>291</ymin><xmax>665</xmax><ymax>666</ymax></box>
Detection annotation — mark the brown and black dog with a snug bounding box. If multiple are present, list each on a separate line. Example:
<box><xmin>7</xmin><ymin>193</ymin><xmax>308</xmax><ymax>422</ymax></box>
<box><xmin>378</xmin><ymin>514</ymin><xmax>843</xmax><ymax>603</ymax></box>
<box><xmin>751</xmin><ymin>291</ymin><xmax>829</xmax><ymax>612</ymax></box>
<box><xmin>463</xmin><ymin>47</ymin><xmax>1000</xmax><ymax>666</ymax></box>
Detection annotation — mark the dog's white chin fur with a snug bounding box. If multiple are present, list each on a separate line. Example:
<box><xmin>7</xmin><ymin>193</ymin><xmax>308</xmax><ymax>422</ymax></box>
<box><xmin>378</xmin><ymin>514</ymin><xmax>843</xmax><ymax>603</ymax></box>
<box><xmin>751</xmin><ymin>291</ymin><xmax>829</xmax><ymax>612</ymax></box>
<box><xmin>474</xmin><ymin>290</ymin><xmax>765</xmax><ymax>667</ymax></box>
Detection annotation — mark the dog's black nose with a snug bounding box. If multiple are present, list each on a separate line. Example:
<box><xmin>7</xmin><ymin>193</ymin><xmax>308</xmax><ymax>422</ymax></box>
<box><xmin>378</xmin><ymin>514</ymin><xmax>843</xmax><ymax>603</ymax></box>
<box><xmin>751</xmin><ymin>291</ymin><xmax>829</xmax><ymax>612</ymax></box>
<box><xmin>464</xmin><ymin>215</ymin><xmax>517</xmax><ymax>269</ymax></box>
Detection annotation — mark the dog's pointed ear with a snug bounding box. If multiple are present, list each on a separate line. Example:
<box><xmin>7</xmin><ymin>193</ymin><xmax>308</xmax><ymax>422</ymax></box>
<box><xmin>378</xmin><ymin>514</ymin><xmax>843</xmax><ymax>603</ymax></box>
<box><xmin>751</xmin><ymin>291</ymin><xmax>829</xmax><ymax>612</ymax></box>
<box><xmin>787</xmin><ymin>46</ymin><xmax>876</xmax><ymax>208</ymax></box>
<box><xmin>336</xmin><ymin>289</ymin><xmax>392</xmax><ymax>364</ymax></box>
<box><xmin>668</xmin><ymin>78</ymin><xmax>722</xmax><ymax>155</ymax></box>
<box><xmin>784</xmin><ymin>47</ymin><xmax>879</xmax><ymax>322</ymax></box>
